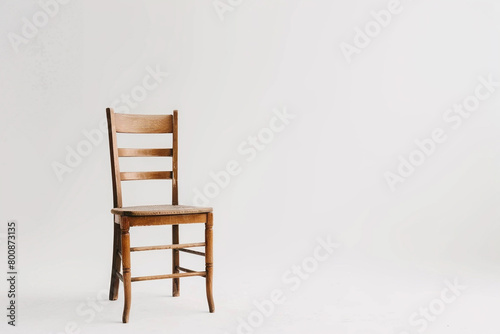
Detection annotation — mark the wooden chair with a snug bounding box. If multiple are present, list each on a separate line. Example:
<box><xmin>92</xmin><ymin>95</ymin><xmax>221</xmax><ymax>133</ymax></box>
<box><xmin>106</xmin><ymin>108</ymin><xmax>215</xmax><ymax>323</ymax></box>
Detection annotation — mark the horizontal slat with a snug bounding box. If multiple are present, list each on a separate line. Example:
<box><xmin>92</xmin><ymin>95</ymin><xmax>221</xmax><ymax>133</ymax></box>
<box><xmin>128</xmin><ymin>214</ymin><xmax>208</xmax><ymax>227</ymax></box>
<box><xmin>120</xmin><ymin>171</ymin><xmax>172</xmax><ymax>181</ymax></box>
<box><xmin>115</xmin><ymin>114</ymin><xmax>173</xmax><ymax>133</ymax></box>
<box><xmin>179</xmin><ymin>248</ymin><xmax>205</xmax><ymax>256</ymax></box>
<box><xmin>178</xmin><ymin>266</ymin><xmax>196</xmax><ymax>273</ymax></box>
<box><xmin>118</xmin><ymin>148</ymin><xmax>173</xmax><ymax>157</ymax></box>
<box><xmin>131</xmin><ymin>271</ymin><xmax>205</xmax><ymax>282</ymax></box>
<box><xmin>131</xmin><ymin>242</ymin><xmax>205</xmax><ymax>252</ymax></box>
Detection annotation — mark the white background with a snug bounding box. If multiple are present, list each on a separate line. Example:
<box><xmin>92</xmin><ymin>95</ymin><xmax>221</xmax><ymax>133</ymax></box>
<box><xmin>1</xmin><ymin>0</ymin><xmax>500</xmax><ymax>333</ymax></box>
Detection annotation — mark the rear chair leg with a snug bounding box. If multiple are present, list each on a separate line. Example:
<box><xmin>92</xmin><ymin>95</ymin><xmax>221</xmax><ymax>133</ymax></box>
<box><xmin>109</xmin><ymin>221</ymin><xmax>121</xmax><ymax>301</ymax></box>
<box><xmin>205</xmin><ymin>213</ymin><xmax>215</xmax><ymax>313</ymax></box>
<box><xmin>172</xmin><ymin>224</ymin><xmax>180</xmax><ymax>297</ymax></box>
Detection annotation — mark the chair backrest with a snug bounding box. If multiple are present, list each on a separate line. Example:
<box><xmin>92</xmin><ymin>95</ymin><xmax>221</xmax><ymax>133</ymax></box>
<box><xmin>106</xmin><ymin>108</ymin><xmax>178</xmax><ymax>208</ymax></box>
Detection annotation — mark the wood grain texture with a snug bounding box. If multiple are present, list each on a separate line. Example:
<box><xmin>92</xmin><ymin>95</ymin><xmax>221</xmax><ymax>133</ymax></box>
<box><xmin>118</xmin><ymin>148</ymin><xmax>172</xmax><ymax>157</ymax></box>
<box><xmin>106</xmin><ymin>108</ymin><xmax>122</xmax><ymax>208</ymax></box>
<box><xmin>172</xmin><ymin>110</ymin><xmax>179</xmax><ymax>205</ymax></box>
<box><xmin>127</xmin><ymin>214</ymin><xmax>208</xmax><ymax>227</ymax></box>
<box><xmin>114</xmin><ymin>114</ymin><xmax>173</xmax><ymax>133</ymax></box>
<box><xmin>119</xmin><ymin>171</ymin><xmax>172</xmax><ymax>181</ymax></box>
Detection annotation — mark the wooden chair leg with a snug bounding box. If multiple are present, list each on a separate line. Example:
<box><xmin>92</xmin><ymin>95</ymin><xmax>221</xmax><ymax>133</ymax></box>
<box><xmin>109</xmin><ymin>222</ymin><xmax>121</xmax><ymax>301</ymax></box>
<box><xmin>121</xmin><ymin>225</ymin><xmax>132</xmax><ymax>323</ymax></box>
<box><xmin>205</xmin><ymin>213</ymin><xmax>215</xmax><ymax>313</ymax></box>
<box><xmin>172</xmin><ymin>224</ymin><xmax>180</xmax><ymax>297</ymax></box>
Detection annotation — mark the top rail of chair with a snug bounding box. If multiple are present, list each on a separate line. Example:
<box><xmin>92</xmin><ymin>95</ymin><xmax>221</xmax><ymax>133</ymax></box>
<box><xmin>113</xmin><ymin>113</ymin><xmax>174</xmax><ymax>133</ymax></box>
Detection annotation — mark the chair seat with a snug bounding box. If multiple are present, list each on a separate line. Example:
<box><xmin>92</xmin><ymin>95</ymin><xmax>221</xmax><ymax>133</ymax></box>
<box><xmin>111</xmin><ymin>204</ymin><xmax>213</xmax><ymax>217</ymax></box>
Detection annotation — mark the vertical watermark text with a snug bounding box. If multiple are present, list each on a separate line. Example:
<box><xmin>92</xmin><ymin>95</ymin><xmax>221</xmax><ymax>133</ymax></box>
<box><xmin>6</xmin><ymin>221</ymin><xmax>17</xmax><ymax>326</ymax></box>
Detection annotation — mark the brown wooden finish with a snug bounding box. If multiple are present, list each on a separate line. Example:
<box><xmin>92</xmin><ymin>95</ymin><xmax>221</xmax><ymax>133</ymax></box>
<box><xmin>126</xmin><ymin>214</ymin><xmax>207</xmax><ymax>227</ymax></box>
<box><xmin>118</xmin><ymin>148</ymin><xmax>173</xmax><ymax>157</ymax></box>
<box><xmin>179</xmin><ymin>248</ymin><xmax>206</xmax><ymax>256</ymax></box>
<box><xmin>106</xmin><ymin>108</ymin><xmax>122</xmax><ymax>208</ymax></box>
<box><xmin>120</xmin><ymin>171</ymin><xmax>172</xmax><ymax>181</ymax></box>
<box><xmin>111</xmin><ymin>205</ymin><xmax>212</xmax><ymax>216</ymax></box>
<box><xmin>172</xmin><ymin>110</ymin><xmax>179</xmax><ymax>205</ymax></box>
<box><xmin>106</xmin><ymin>108</ymin><xmax>215</xmax><ymax>323</ymax></box>
<box><xmin>178</xmin><ymin>266</ymin><xmax>196</xmax><ymax>273</ymax></box>
<box><xmin>131</xmin><ymin>271</ymin><xmax>205</xmax><ymax>282</ymax></box>
<box><xmin>130</xmin><ymin>242</ymin><xmax>205</xmax><ymax>252</ymax></box>
<box><xmin>171</xmin><ymin>111</ymin><xmax>180</xmax><ymax>296</ymax></box>
<box><xmin>205</xmin><ymin>212</ymin><xmax>215</xmax><ymax>313</ymax></box>
<box><xmin>115</xmin><ymin>270</ymin><xmax>123</xmax><ymax>282</ymax></box>
<box><xmin>109</xmin><ymin>223</ymin><xmax>121</xmax><ymax>301</ymax></box>
<box><xmin>114</xmin><ymin>114</ymin><xmax>173</xmax><ymax>133</ymax></box>
<box><xmin>172</xmin><ymin>224</ymin><xmax>180</xmax><ymax>297</ymax></box>
<box><xmin>121</xmin><ymin>224</ymin><xmax>132</xmax><ymax>323</ymax></box>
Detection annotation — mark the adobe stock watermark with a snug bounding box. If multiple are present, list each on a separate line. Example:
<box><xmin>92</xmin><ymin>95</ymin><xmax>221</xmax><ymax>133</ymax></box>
<box><xmin>340</xmin><ymin>0</ymin><xmax>410</xmax><ymax>64</ymax></box>
<box><xmin>51</xmin><ymin>65</ymin><xmax>168</xmax><ymax>182</ymax></box>
<box><xmin>7</xmin><ymin>0</ymin><xmax>72</xmax><ymax>53</ymax></box>
<box><xmin>212</xmin><ymin>0</ymin><xmax>244</xmax><ymax>21</ymax></box>
<box><xmin>224</xmin><ymin>235</ymin><xmax>339</xmax><ymax>334</ymax></box>
<box><xmin>193</xmin><ymin>107</ymin><xmax>295</xmax><ymax>206</ymax></box>
<box><xmin>49</xmin><ymin>288</ymin><xmax>109</xmax><ymax>334</ymax></box>
<box><xmin>395</xmin><ymin>278</ymin><xmax>467</xmax><ymax>334</ymax></box>
<box><xmin>385</xmin><ymin>74</ymin><xmax>499</xmax><ymax>191</ymax></box>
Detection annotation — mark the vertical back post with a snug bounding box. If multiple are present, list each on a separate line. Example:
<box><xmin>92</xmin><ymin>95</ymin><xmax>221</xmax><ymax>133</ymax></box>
<box><xmin>172</xmin><ymin>110</ymin><xmax>179</xmax><ymax>205</ymax></box>
<box><xmin>171</xmin><ymin>110</ymin><xmax>180</xmax><ymax>296</ymax></box>
<box><xmin>106</xmin><ymin>108</ymin><xmax>123</xmax><ymax>208</ymax></box>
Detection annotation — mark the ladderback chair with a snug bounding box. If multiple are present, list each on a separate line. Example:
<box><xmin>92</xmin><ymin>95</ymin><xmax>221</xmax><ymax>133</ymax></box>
<box><xmin>106</xmin><ymin>108</ymin><xmax>215</xmax><ymax>323</ymax></box>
